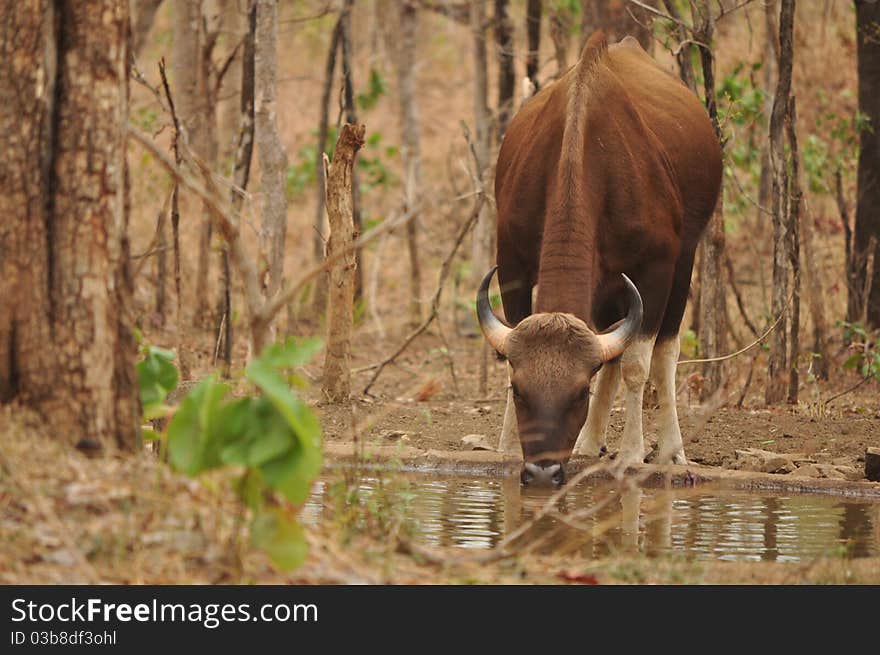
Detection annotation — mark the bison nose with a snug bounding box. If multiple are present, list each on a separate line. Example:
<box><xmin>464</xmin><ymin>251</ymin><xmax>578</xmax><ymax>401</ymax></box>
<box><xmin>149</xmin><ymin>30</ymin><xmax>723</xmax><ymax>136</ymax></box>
<box><xmin>521</xmin><ymin>461</ymin><xmax>566</xmax><ymax>487</ymax></box>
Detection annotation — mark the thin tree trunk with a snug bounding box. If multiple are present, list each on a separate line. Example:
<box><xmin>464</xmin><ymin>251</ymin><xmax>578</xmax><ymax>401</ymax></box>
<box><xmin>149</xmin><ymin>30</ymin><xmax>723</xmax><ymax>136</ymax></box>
<box><xmin>155</xmin><ymin>202</ymin><xmax>168</xmax><ymax>325</ymax></box>
<box><xmin>838</xmin><ymin>168</ymin><xmax>860</xmax><ymax>324</ymax></box>
<box><xmin>188</xmin><ymin>1</ymin><xmax>220</xmax><ymax>327</ymax></box>
<box><xmin>692</xmin><ymin>1</ymin><xmax>727</xmax><ymax>400</ymax></box>
<box><xmin>0</xmin><ymin>0</ymin><xmax>139</xmax><ymax>449</ymax></box>
<box><xmin>339</xmin><ymin>0</ymin><xmax>365</xmax><ymax>306</ymax></box>
<box><xmin>766</xmin><ymin>0</ymin><xmax>795</xmax><ymax>405</ymax></box>
<box><xmin>801</xmin><ymin>198</ymin><xmax>831</xmax><ymax>380</ymax></box>
<box><xmin>311</xmin><ymin>18</ymin><xmax>342</xmax><ymax>318</ymax></box>
<box><xmin>471</xmin><ymin>0</ymin><xmax>493</xmax><ymax>396</ymax></box>
<box><xmin>159</xmin><ymin>58</ymin><xmax>192</xmax><ymax>379</ymax></box>
<box><xmin>853</xmin><ymin>0</ymin><xmax>880</xmax><ymax>328</ymax></box>
<box><xmin>216</xmin><ymin>0</ymin><xmax>256</xmax><ymax>375</ymax></box>
<box><xmin>757</xmin><ymin>0</ymin><xmax>778</xmax><ymax>233</ymax></box>
<box><xmin>255</xmin><ymin>0</ymin><xmax>288</xmax><ymax>347</ymax></box>
<box><xmin>662</xmin><ymin>0</ymin><xmax>696</xmax><ymax>92</ymax></box>
<box><xmin>495</xmin><ymin>0</ymin><xmax>515</xmax><ymax>139</ymax></box>
<box><xmin>526</xmin><ymin>0</ymin><xmax>542</xmax><ymax>90</ymax></box>
<box><xmin>322</xmin><ymin>124</ymin><xmax>365</xmax><ymax>402</ymax></box>
<box><xmin>398</xmin><ymin>0</ymin><xmax>423</xmax><ymax>328</ymax></box>
<box><xmin>786</xmin><ymin>96</ymin><xmax>802</xmax><ymax>403</ymax></box>
<box><xmin>470</xmin><ymin>0</ymin><xmax>492</xmax><ymax>288</ymax></box>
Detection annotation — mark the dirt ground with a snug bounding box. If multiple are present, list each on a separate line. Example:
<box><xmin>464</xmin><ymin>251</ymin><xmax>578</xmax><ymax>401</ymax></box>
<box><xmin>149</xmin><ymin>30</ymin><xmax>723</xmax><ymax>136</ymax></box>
<box><xmin>314</xmin><ymin>328</ymin><xmax>880</xmax><ymax>482</ymax></box>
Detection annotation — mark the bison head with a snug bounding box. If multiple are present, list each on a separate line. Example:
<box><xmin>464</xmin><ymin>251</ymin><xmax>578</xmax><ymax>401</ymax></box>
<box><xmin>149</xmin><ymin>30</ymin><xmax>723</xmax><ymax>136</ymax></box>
<box><xmin>476</xmin><ymin>267</ymin><xmax>643</xmax><ymax>485</ymax></box>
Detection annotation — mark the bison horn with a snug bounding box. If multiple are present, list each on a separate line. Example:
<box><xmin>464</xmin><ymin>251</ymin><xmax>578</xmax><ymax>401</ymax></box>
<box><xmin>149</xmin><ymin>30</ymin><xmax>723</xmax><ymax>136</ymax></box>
<box><xmin>595</xmin><ymin>274</ymin><xmax>644</xmax><ymax>361</ymax></box>
<box><xmin>476</xmin><ymin>266</ymin><xmax>513</xmax><ymax>355</ymax></box>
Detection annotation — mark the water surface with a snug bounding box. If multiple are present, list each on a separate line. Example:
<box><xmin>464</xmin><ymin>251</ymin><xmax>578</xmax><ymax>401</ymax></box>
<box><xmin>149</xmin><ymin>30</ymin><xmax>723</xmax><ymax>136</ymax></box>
<box><xmin>304</xmin><ymin>474</ymin><xmax>879</xmax><ymax>562</ymax></box>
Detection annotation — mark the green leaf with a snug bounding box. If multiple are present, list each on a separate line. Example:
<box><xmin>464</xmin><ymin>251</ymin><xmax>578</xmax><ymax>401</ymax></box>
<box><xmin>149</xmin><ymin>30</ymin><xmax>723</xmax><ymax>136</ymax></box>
<box><xmin>251</xmin><ymin>507</ymin><xmax>308</xmax><ymax>571</ymax></box>
<box><xmin>257</xmin><ymin>337</ymin><xmax>323</xmax><ymax>370</ymax></box>
<box><xmin>260</xmin><ymin>439</ymin><xmax>322</xmax><ymax>504</ymax></box>
<box><xmin>246</xmin><ymin>359</ymin><xmax>322</xmax><ymax>450</ymax></box>
<box><xmin>248</xmin><ymin>408</ymin><xmax>295</xmax><ymax>466</ymax></box>
<box><xmin>136</xmin><ymin>346</ymin><xmax>179</xmax><ymax>411</ymax></box>
<box><xmin>167</xmin><ymin>376</ymin><xmax>229</xmax><ymax>475</ymax></box>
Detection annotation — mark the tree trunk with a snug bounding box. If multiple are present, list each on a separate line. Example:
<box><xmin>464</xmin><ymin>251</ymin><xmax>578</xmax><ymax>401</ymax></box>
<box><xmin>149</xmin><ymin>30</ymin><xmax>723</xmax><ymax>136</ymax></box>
<box><xmin>398</xmin><ymin>0</ymin><xmax>423</xmax><ymax>328</ymax></box>
<box><xmin>526</xmin><ymin>0</ymin><xmax>542</xmax><ymax>90</ymax></box>
<box><xmin>801</xmin><ymin>197</ymin><xmax>831</xmax><ymax>380</ymax></box>
<box><xmin>662</xmin><ymin>0</ymin><xmax>696</xmax><ymax>92</ymax></box>
<box><xmin>470</xmin><ymin>0</ymin><xmax>493</xmax><ymax>289</ymax></box>
<box><xmin>766</xmin><ymin>0</ymin><xmax>795</xmax><ymax>405</ymax></box>
<box><xmin>692</xmin><ymin>1</ymin><xmax>727</xmax><ymax>400</ymax></box>
<box><xmin>174</xmin><ymin>0</ymin><xmax>218</xmax><ymax>328</ymax></box>
<box><xmin>322</xmin><ymin>124</ymin><xmax>365</xmax><ymax>403</ymax></box>
<box><xmin>155</xmin><ymin>202</ymin><xmax>168</xmax><ymax>325</ymax></box>
<box><xmin>339</xmin><ymin>0</ymin><xmax>365</xmax><ymax>306</ymax></box>
<box><xmin>853</xmin><ymin>0</ymin><xmax>880</xmax><ymax>328</ymax></box>
<box><xmin>311</xmin><ymin>18</ymin><xmax>342</xmax><ymax>319</ymax></box>
<box><xmin>0</xmin><ymin>0</ymin><xmax>139</xmax><ymax>450</ymax></box>
<box><xmin>216</xmin><ymin>0</ymin><xmax>256</xmax><ymax>375</ymax></box>
<box><xmin>255</xmin><ymin>0</ymin><xmax>288</xmax><ymax>346</ymax></box>
<box><xmin>757</xmin><ymin>0</ymin><xmax>778</xmax><ymax>233</ymax></box>
<box><xmin>786</xmin><ymin>97</ymin><xmax>802</xmax><ymax>403</ymax></box>
<box><xmin>495</xmin><ymin>0</ymin><xmax>515</xmax><ymax>139</ymax></box>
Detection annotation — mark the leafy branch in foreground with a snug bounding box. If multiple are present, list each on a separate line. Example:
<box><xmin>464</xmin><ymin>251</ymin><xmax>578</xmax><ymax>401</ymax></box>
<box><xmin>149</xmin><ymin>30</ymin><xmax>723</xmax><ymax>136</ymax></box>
<box><xmin>137</xmin><ymin>337</ymin><xmax>324</xmax><ymax>571</ymax></box>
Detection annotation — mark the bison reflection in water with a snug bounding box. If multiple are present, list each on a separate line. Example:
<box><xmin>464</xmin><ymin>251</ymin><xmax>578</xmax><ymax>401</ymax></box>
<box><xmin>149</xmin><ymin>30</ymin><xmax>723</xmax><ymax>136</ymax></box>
<box><xmin>476</xmin><ymin>30</ymin><xmax>722</xmax><ymax>485</ymax></box>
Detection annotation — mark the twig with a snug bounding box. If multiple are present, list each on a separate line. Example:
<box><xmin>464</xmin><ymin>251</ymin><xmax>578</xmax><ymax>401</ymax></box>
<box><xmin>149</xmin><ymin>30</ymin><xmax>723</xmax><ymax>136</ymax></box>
<box><xmin>678</xmin><ymin>288</ymin><xmax>794</xmax><ymax>366</ymax></box>
<box><xmin>724</xmin><ymin>253</ymin><xmax>759</xmax><ymax>337</ymax></box>
<box><xmin>132</xmin><ymin>190</ymin><xmax>172</xmax><ymax>278</ymax></box>
<box><xmin>212</xmin><ymin>311</ymin><xmax>227</xmax><ymax>368</ymax></box>
<box><xmin>823</xmin><ymin>376</ymin><xmax>871</xmax><ymax>407</ymax></box>
<box><xmin>362</xmin><ymin>191</ymin><xmax>486</xmax><ymax>396</ymax></box>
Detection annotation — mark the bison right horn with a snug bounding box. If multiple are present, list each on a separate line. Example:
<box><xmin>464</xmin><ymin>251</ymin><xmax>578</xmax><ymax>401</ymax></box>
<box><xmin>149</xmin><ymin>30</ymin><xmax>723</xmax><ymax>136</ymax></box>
<box><xmin>476</xmin><ymin>266</ymin><xmax>513</xmax><ymax>355</ymax></box>
<box><xmin>595</xmin><ymin>273</ymin><xmax>644</xmax><ymax>361</ymax></box>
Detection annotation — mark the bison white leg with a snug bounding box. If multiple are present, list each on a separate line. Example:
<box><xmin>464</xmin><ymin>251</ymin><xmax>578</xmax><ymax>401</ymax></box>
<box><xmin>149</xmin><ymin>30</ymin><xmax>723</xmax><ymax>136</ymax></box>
<box><xmin>573</xmin><ymin>359</ymin><xmax>620</xmax><ymax>456</ymax></box>
<box><xmin>498</xmin><ymin>365</ymin><xmax>524</xmax><ymax>459</ymax></box>
<box><xmin>615</xmin><ymin>335</ymin><xmax>656</xmax><ymax>468</ymax></box>
<box><xmin>650</xmin><ymin>336</ymin><xmax>687</xmax><ymax>464</ymax></box>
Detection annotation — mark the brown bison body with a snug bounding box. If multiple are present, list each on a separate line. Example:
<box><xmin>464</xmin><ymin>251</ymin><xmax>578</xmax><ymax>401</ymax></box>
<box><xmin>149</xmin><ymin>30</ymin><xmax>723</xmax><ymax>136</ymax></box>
<box><xmin>477</xmin><ymin>32</ymin><xmax>722</xmax><ymax>484</ymax></box>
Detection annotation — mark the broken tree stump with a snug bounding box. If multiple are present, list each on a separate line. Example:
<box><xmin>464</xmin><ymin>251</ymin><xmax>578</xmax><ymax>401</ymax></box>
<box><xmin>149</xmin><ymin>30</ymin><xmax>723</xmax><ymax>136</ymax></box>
<box><xmin>321</xmin><ymin>123</ymin><xmax>365</xmax><ymax>403</ymax></box>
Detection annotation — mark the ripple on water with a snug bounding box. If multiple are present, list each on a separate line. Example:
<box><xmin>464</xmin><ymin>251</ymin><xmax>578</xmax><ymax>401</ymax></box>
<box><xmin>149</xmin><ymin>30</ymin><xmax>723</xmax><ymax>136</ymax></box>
<box><xmin>305</xmin><ymin>474</ymin><xmax>879</xmax><ymax>562</ymax></box>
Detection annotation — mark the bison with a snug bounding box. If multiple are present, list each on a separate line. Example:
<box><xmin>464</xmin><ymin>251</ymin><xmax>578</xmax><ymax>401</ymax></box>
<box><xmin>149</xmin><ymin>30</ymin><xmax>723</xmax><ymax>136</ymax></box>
<box><xmin>476</xmin><ymin>31</ymin><xmax>722</xmax><ymax>485</ymax></box>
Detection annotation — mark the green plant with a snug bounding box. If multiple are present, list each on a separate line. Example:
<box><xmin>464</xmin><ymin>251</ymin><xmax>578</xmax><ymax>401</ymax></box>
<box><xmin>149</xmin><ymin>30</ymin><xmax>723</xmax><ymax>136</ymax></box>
<box><xmin>802</xmin><ymin>91</ymin><xmax>870</xmax><ymax>194</ymax></box>
<box><xmin>159</xmin><ymin>337</ymin><xmax>324</xmax><ymax>571</ymax></box>
<box><xmin>136</xmin><ymin>345</ymin><xmax>179</xmax><ymax>437</ymax></box>
<box><xmin>356</xmin><ymin>68</ymin><xmax>388</xmax><ymax>111</ymax></box>
<box><xmin>838</xmin><ymin>321</ymin><xmax>880</xmax><ymax>382</ymax></box>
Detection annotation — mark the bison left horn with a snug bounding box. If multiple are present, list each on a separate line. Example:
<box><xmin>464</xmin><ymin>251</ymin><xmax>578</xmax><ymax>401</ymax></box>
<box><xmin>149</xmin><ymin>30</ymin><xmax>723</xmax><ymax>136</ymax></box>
<box><xmin>595</xmin><ymin>274</ymin><xmax>644</xmax><ymax>361</ymax></box>
<box><xmin>476</xmin><ymin>266</ymin><xmax>513</xmax><ymax>355</ymax></box>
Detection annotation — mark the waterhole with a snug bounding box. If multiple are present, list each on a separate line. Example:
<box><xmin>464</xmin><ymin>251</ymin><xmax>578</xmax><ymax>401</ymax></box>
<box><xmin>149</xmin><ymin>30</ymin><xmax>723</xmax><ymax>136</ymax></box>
<box><xmin>304</xmin><ymin>474</ymin><xmax>880</xmax><ymax>562</ymax></box>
